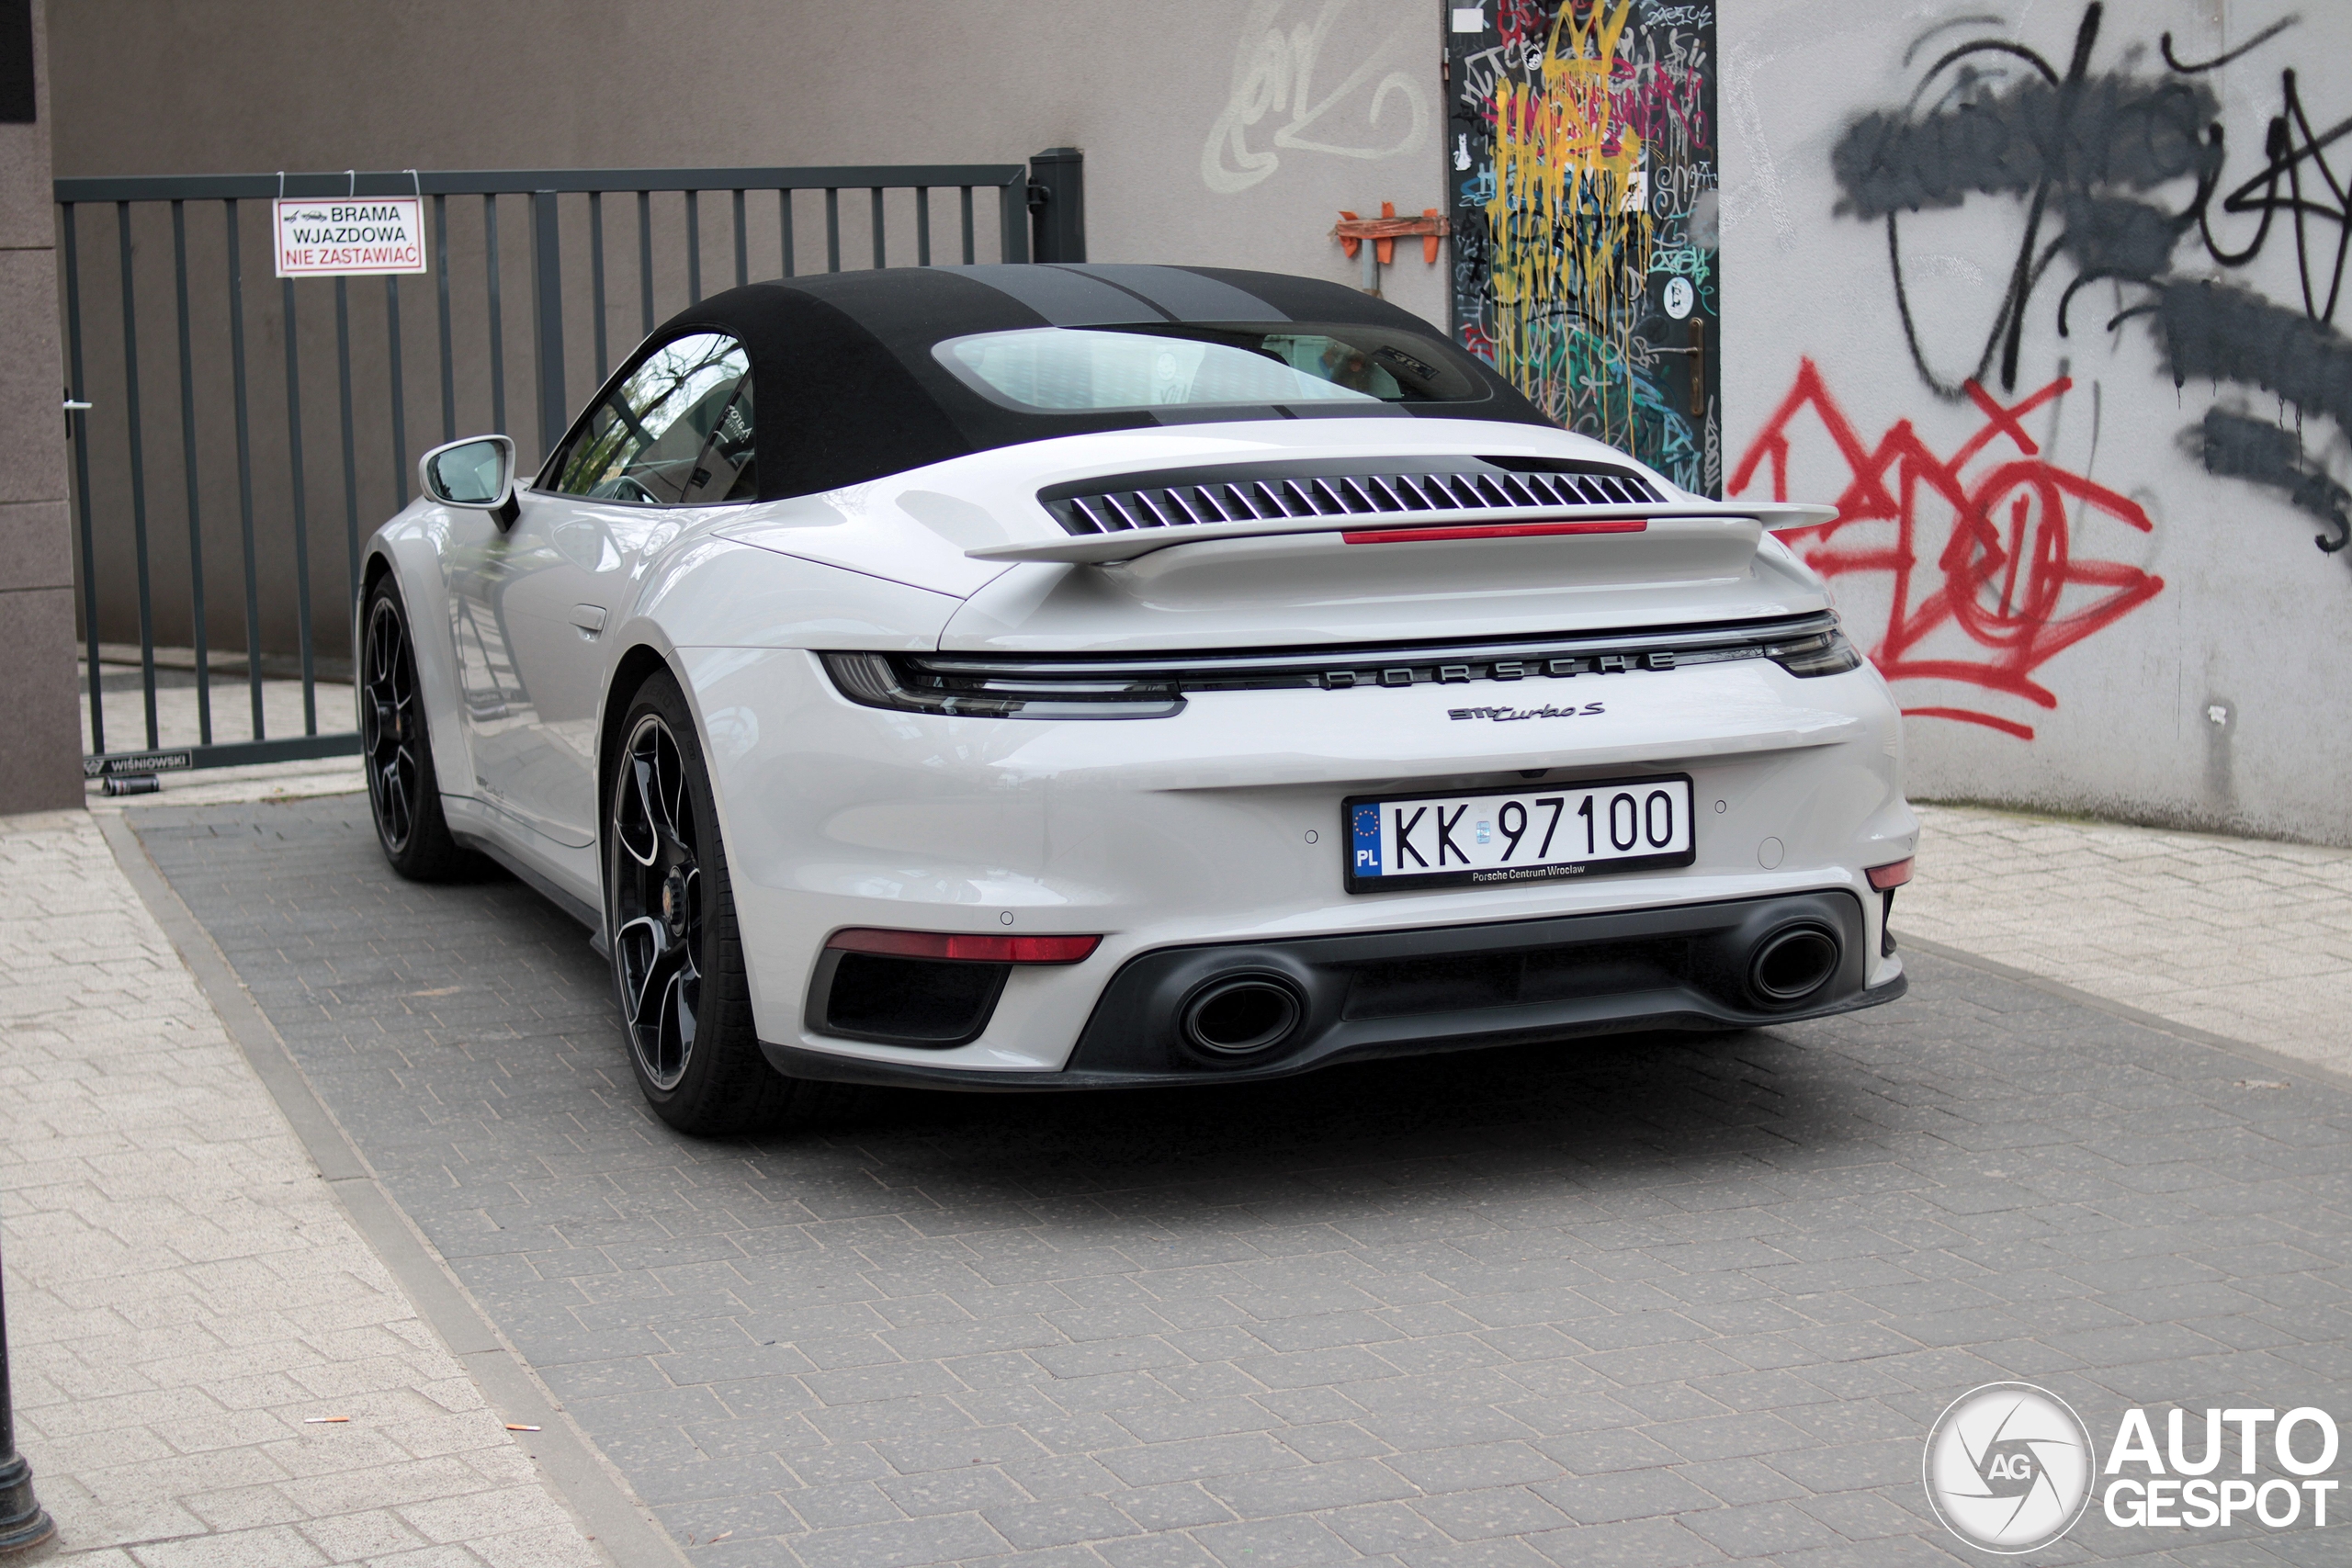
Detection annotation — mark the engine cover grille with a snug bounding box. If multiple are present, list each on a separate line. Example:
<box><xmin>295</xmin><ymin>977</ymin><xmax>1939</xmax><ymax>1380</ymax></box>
<box><xmin>1040</xmin><ymin>457</ymin><xmax>1665</xmax><ymax>537</ymax></box>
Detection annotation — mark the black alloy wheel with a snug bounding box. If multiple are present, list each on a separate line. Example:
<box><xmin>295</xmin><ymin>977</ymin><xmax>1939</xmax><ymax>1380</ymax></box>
<box><xmin>360</xmin><ymin>576</ymin><xmax>475</xmax><ymax>880</ymax></box>
<box><xmin>605</xmin><ymin>670</ymin><xmax>820</xmax><ymax>1134</ymax></box>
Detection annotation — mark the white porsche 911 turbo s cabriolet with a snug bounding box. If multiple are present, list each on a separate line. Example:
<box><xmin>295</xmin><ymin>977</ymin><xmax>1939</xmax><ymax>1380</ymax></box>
<box><xmin>360</xmin><ymin>263</ymin><xmax>1917</xmax><ymax>1134</ymax></box>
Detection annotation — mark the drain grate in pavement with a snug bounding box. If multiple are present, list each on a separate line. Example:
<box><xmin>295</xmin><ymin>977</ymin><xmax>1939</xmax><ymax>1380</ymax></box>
<box><xmin>131</xmin><ymin>795</ymin><xmax>2352</xmax><ymax>1566</ymax></box>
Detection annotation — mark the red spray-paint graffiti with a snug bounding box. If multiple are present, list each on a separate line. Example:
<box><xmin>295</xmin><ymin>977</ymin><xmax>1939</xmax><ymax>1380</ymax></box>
<box><xmin>1729</xmin><ymin>360</ymin><xmax>2165</xmax><ymax>741</ymax></box>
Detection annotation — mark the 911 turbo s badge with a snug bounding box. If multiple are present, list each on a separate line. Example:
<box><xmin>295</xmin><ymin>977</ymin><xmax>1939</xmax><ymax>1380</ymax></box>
<box><xmin>1449</xmin><ymin>702</ymin><xmax>1606</xmax><ymax>722</ymax></box>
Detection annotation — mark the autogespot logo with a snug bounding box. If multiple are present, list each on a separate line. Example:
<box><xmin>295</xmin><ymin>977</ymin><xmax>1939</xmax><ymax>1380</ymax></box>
<box><xmin>1923</xmin><ymin>1382</ymin><xmax>2096</xmax><ymax>1553</ymax></box>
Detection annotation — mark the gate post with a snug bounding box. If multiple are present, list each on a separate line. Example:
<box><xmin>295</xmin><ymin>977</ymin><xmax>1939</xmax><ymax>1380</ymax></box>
<box><xmin>529</xmin><ymin>190</ymin><xmax>567</xmax><ymax>463</ymax></box>
<box><xmin>0</xmin><ymin>0</ymin><xmax>82</xmax><ymax>814</ymax></box>
<box><xmin>1028</xmin><ymin>148</ymin><xmax>1084</xmax><ymax>265</ymax></box>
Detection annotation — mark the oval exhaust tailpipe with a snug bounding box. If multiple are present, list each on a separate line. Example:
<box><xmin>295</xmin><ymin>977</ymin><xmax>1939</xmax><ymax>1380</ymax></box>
<box><xmin>1181</xmin><ymin>975</ymin><xmax>1305</xmax><ymax>1056</ymax></box>
<box><xmin>1747</xmin><ymin>921</ymin><xmax>1841</xmax><ymax>1006</ymax></box>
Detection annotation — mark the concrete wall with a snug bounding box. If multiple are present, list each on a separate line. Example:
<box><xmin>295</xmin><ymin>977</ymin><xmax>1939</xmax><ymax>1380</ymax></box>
<box><xmin>1717</xmin><ymin>0</ymin><xmax>2352</xmax><ymax>845</ymax></box>
<box><xmin>43</xmin><ymin>1</ymin><xmax>2352</xmax><ymax>845</ymax></box>
<box><xmin>1</xmin><ymin>0</ymin><xmax>79</xmax><ymax>811</ymax></box>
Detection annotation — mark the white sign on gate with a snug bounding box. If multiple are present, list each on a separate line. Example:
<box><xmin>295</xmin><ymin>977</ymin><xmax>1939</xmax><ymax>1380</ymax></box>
<box><xmin>272</xmin><ymin>196</ymin><xmax>428</xmax><ymax>277</ymax></box>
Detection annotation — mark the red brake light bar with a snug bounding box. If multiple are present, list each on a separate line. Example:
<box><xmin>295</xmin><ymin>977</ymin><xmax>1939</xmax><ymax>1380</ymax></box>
<box><xmin>1343</xmin><ymin>519</ymin><xmax>1647</xmax><ymax>545</ymax></box>
<box><xmin>1866</xmin><ymin>858</ymin><xmax>1914</xmax><ymax>891</ymax></box>
<box><xmin>826</xmin><ymin>928</ymin><xmax>1102</xmax><ymax>964</ymax></box>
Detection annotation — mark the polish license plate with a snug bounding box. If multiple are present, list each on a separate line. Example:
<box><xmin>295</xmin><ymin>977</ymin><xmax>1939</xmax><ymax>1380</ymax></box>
<box><xmin>1345</xmin><ymin>774</ymin><xmax>1696</xmax><ymax>891</ymax></box>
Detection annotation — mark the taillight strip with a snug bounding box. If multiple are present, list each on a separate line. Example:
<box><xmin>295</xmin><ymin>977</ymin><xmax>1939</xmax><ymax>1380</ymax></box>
<box><xmin>1341</xmin><ymin>519</ymin><xmax>1649</xmax><ymax>545</ymax></box>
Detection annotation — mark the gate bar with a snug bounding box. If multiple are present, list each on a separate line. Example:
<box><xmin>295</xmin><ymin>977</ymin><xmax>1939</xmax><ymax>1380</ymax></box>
<box><xmin>386</xmin><ymin>276</ymin><xmax>409</xmax><ymax>507</ymax></box>
<box><xmin>483</xmin><ymin>197</ymin><xmax>506</xmax><ymax>437</ymax></box>
<box><xmin>115</xmin><ymin>202</ymin><xmax>158</xmax><ymax>749</ymax></box>
<box><xmin>56</xmin><ymin>164</ymin><xmax>1028</xmax><ymax>202</ymax></box>
<box><xmin>435</xmin><ymin>196</ymin><xmax>455</xmax><ymax>444</ymax></box>
<box><xmin>169</xmin><ymin>200</ymin><xmax>211</xmax><ymax>746</ymax></box>
<box><xmin>62</xmin><ymin>204</ymin><xmax>103</xmax><ymax>756</ymax></box>
<box><xmin>731</xmin><ymin>189</ymin><xmax>747</xmax><ymax>290</ymax></box>
<box><xmin>225</xmin><ymin>200</ymin><xmax>264</xmax><ymax>739</ymax></box>
<box><xmin>530</xmin><ymin>190</ymin><xmax>565</xmax><ymax>462</ymax></box>
<box><xmin>281</xmin><ymin>272</ymin><xmax>318</xmax><ymax>734</ymax></box>
<box><xmin>588</xmin><ymin>191</ymin><xmax>608</xmax><ymax>380</ymax></box>
<box><xmin>635</xmin><ymin>191</ymin><xmax>653</xmax><ymax>334</ymax></box>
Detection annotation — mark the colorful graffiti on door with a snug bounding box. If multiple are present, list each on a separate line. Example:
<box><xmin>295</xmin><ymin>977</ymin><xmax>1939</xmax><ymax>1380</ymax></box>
<box><xmin>1732</xmin><ymin>361</ymin><xmax>2164</xmax><ymax>742</ymax></box>
<box><xmin>1445</xmin><ymin>1</ymin><xmax>1720</xmax><ymax>496</ymax></box>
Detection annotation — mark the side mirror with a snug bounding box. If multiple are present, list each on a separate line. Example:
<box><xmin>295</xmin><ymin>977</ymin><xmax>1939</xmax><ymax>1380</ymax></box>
<box><xmin>419</xmin><ymin>434</ymin><xmax>520</xmax><ymax>527</ymax></box>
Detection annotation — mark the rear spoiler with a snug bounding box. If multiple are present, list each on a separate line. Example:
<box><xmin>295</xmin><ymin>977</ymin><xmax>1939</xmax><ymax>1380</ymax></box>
<box><xmin>966</xmin><ymin>500</ymin><xmax>1838</xmax><ymax>564</ymax></box>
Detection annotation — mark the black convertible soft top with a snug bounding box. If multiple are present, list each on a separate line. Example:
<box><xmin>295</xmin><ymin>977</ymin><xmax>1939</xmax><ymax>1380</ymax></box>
<box><xmin>554</xmin><ymin>265</ymin><xmax>1550</xmax><ymax>502</ymax></box>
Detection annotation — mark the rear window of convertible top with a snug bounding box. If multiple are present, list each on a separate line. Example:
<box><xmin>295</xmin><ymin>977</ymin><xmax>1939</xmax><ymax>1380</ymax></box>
<box><xmin>933</xmin><ymin>322</ymin><xmax>1488</xmax><ymax>413</ymax></box>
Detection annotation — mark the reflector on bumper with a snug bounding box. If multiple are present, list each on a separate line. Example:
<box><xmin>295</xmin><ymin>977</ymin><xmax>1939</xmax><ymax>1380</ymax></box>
<box><xmin>825</xmin><ymin>928</ymin><xmax>1102</xmax><ymax>964</ymax></box>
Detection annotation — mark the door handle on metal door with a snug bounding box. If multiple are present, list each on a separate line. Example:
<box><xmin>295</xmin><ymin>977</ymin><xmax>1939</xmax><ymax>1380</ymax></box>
<box><xmin>570</xmin><ymin>604</ymin><xmax>607</xmax><ymax>637</ymax></box>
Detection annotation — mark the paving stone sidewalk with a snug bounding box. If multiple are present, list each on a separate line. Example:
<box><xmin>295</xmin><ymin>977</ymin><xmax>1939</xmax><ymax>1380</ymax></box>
<box><xmin>1899</xmin><ymin>803</ymin><xmax>2352</xmax><ymax>1078</ymax></box>
<box><xmin>0</xmin><ymin>807</ymin><xmax>607</xmax><ymax>1568</ymax></box>
<box><xmin>114</xmin><ymin>793</ymin><xmax>2352</xmax><ymax>1566</ymax></box>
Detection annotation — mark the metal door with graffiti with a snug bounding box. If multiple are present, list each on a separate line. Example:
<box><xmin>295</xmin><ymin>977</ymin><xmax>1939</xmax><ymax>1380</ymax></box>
<box><xmin>1444</xmin><ymin>0</ymin><xmax>1720</xmax><ymax>496</ymax></box>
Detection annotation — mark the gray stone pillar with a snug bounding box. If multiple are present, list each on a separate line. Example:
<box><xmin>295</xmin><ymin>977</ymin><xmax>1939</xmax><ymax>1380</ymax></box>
<box><xmin>0</xmin><ymin>0</ymin><xmax>77</xmax><ymax>813</ymax></box>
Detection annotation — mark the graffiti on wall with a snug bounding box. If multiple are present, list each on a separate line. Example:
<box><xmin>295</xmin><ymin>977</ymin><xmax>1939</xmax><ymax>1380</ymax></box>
<box><xmin>1445</xmin><ymin>1</ymin><xmax>1721</xmax><ymax>496</ymax></box>
<box><xmin>1818</xmin><ymin>2</ymin><xmax>2352</xmax><ymax>561</ymax></box>
<box><xmin>1202</xmin><ymin>0</ymin><xmax>1433</xmax><ymax>195</ymax></box>
<box><xmin>1731</xmin><ymin>2</ymin><xmax>2350</xmax><ymax>744</ymax></box>
<box><xmin>1732</xmin><ymin>362</ymin><xmax>2163</xmax><ymax>741</ymax></box>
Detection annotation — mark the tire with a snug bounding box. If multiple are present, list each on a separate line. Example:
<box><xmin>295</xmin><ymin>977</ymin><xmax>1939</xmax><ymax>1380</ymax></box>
<box><xmin>361</xmin><ymin>575</ymin><xmax>480</xmax><ymax>881</ymax></box>
<box><xmin>605</xmin><ymin>668</ymin><xmax>830</xmax><ymax>1135</ymax></box>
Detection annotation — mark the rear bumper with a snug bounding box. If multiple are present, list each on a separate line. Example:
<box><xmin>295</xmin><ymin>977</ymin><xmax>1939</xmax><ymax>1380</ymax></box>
<box><xmin>763</xmin><ymin>889</ymin><xmax>1904</xmax><ymax>1091</ymax></box>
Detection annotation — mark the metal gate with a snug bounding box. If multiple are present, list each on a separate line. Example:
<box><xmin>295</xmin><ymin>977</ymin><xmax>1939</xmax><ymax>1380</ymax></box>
<box><xmin>60</xmin><ymin>151</ymin><xmax>1084</xmax><ymax>779</ymax></box>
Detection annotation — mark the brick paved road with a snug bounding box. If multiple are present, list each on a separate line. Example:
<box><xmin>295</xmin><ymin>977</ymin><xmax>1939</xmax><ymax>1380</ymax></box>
<box><xmin>130</xmin><ymin>795</ymin><xmax>2352</xmax><ymax>1566</ymax></box>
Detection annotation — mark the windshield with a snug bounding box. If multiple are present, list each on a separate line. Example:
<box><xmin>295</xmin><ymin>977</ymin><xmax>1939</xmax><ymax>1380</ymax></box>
<box><xmin>935</xmin><ymin>323</ymin><xmax>1485</xmax><ymax>413</ymax></box>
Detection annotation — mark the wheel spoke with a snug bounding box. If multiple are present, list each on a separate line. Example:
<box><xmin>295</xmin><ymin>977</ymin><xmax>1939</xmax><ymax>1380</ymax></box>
<box><xmin>615</xmin><ymin>916</ymin><xmax>682</xmax><ymax>1028</ymax></box>
<box><xmin>657</xmin><ymin>961</ymin><xmax>696</xmax><ymax>1077</ymax></box>
<box><xmin>650</xmin><ymin>728</ymin><xmax>688</xmax><ymax>853</ymax></box>
<box><xmin>377</xmin><ymin>757</ymin><xmax>410</xmax><ymax>840</ymax></box>
<box><xmin>619</xmin><ymin>747</ymin><xmax>661</xmax><ymax>865</ymax></box>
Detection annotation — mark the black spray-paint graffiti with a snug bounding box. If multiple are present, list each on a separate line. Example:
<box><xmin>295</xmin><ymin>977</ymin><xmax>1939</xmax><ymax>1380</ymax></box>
<box><xmin>1829</xmin><ymin>5</ymin><xmax>2352</xmax><ymax>559</ymax></box>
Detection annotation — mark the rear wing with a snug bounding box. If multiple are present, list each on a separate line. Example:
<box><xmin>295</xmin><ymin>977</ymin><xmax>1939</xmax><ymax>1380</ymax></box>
<box><xmin>965</xmin><ymin>500</ymin><xmax>1838</xmax><ymax>565</ymax></box>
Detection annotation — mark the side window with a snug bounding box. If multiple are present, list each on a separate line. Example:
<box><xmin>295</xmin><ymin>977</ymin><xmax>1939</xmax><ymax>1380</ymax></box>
<box><xmin>549</xmin><ymin>332</ymin><xmax>755</xmax><ymax>504</ymax></box>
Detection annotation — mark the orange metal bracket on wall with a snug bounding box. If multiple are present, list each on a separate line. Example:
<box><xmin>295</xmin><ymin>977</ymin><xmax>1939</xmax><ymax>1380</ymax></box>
<box><xmin>1332</xmin><ymin>201</ymin><xmax>1449</xmax><ymax>294</ymax></box>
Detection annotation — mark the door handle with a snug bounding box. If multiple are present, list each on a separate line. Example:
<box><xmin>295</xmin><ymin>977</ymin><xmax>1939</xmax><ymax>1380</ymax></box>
<box><xmin>570</xmin><ymin>604</ymin><xmax>607</xmax><ymax>637</ymax></box>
